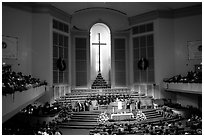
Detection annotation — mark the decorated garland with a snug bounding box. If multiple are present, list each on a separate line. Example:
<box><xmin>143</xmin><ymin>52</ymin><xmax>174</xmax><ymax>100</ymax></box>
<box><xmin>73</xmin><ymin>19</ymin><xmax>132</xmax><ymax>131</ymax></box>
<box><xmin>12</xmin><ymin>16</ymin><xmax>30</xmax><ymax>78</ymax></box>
<box><xmin>138</xmin><ymin>58</ymin><xmax>149</xmax><ymax>70</ymax></box>
<box><xmin>57</xmin><ymin>57</ymin><xmax>66</xmax><ymax>71</ymax></box>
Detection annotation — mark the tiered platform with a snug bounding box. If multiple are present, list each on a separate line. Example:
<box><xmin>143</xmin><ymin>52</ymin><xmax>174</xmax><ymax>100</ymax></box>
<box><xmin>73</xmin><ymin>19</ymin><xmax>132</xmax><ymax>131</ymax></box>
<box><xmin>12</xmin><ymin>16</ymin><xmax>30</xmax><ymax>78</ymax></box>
<box><xmin>56</xmin><ymin>88</ymin><xmax>149</xmax><ymax>103</ymax></box>
<box><xmin>142</xmin><ymin>109</ymin><xmax>163</xmax><ymax>120</ymax></box>
<box><xmin>59</xmin><ymin>111</ymin><xmax>100</xmax><ymax>129</ymax></box>
<box><xmin>56</xmin><ymin>88</ymin><xmax>183</xmax><ymax>132</ymax></box>
<box><xmin>59</xmin><ymin>108</ymin><xmax>181</xmax><ymax>130</ymax></box>
<box><xmin>91</xmin><ymin>72</ymin><xmax>111</xmax><ymax>89</ymax></box>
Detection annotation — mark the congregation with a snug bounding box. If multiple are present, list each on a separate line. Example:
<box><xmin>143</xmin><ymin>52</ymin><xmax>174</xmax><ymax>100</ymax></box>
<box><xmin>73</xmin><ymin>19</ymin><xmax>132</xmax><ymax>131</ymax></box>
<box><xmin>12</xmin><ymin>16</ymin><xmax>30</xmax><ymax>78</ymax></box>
<box><xmin>90</xmin><ymin>114</ymin><xmax>202</xmax><ymax>135</ymax></box>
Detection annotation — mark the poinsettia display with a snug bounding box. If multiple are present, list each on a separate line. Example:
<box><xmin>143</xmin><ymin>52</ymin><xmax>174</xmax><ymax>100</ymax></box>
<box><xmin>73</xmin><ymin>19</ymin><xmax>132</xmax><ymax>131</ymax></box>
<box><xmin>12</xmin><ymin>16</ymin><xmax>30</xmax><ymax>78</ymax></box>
<box><xmin>135</xmin><ymin>111</ymin><xmax>146</xmax><ymax>122</ymax></box>
<box><xmin>2</xmin><ymin>63</ymin><xmax>47</xmax><ymax>95</ymax></box>
<box><xmin>97</xmin><ymin>112</ymin><xmax>109</xmax><ymax>124</ymax></box>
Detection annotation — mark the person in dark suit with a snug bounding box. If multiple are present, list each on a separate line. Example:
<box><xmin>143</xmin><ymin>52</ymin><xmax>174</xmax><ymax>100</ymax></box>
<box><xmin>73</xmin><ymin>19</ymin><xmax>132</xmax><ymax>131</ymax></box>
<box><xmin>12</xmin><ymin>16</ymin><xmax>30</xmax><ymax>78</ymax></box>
<box><xmin>138</xmin><ymin>100</ymin><xmax>141</xmax><ymax>109</ymax></box>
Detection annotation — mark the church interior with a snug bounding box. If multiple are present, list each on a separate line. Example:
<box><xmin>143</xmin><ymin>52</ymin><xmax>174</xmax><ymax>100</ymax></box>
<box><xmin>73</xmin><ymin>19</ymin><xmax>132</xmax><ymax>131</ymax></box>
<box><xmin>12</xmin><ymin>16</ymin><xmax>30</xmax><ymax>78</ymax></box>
<box><xmin>2</xmin><ymin>2</ymin><xmax>202</xmax><ymax>135</ymax></box>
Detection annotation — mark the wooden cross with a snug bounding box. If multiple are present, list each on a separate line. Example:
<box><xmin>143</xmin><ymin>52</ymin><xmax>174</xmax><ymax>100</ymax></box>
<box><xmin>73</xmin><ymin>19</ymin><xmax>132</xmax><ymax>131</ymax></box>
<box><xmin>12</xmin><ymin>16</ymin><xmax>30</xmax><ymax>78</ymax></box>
<box><xmin>92</xmin><ymin>33</ymin><xmax>106</xmax><ymax>72</ymax></box>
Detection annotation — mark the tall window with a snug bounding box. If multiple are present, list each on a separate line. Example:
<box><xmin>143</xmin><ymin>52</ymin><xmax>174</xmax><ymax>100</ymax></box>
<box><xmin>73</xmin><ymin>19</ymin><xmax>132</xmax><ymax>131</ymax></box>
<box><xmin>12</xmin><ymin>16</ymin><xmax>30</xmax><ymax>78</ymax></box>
<box><xmin>90</xmin><ymin>23</ymin><xmax>111</xmax><ymax>83</ymax></box>
<box><xmin>133</xmin><ymin>22</ymin><xmax>154</xmax><ymax>83</ymax></box>
<box><xmin>53</xmin><ymin>19</ymin><xmax>69</xmax><ymax>84</ymax></box>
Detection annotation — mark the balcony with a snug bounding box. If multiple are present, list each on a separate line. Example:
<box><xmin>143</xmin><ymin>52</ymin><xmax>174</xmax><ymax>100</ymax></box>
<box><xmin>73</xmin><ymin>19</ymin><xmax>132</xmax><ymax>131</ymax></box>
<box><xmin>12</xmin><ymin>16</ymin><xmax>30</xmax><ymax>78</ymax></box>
<box><xmin>163</xmin><ymin>82</ymin><xmax>201</xmax><ymax>94</ymax></box>
<box><xmin>2</xmin><ymin>85</ymin><xmax>46</xmax><ymax>123</ymax></box>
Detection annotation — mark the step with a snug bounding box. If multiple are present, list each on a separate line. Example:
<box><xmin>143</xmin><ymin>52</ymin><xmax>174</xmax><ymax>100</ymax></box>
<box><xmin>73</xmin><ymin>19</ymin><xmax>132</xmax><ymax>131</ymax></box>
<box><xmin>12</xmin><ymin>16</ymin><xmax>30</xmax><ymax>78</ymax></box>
<box><xmin>68</xmin><ymin>92</ymin><xmax>98</xmax><ymax>95</ymax></box>
<box><xmin>60</xmin><ymin>121</ymin><xmax>97</xmax><ymax>126</ymax></box>
<box><xmin>70</xmin><ymin>119</ymin><xmax>97</xmax><ymax>122</ymax></box>
<box><xmin>140</xmin><ymin>117</ymin><xmax>164</xmax><ymax>123</ymax></box>
<box><xmin>72</xmin><ymin>111</ymin><xmax>101</xmax><ymax>113</ymax></box>
<box><xmin>71</xmin><ymin>117</ymin><xmax>98</xmax><ymax>120</ymax></box>
<box><xmin>144</xmin><ymin>113</ymin><xmax>159</xmax><ymax>116</ymax></box>
<box><xmin>143</xmin><ymin>111</ymin><xmax>159</xmax><ymax>116</ymax></box>
<box><xmin>144</xmin><ymin>112</ymin><xmax>161</xmax><ymax>116</ymax></box>
<box><xmin>142</xmin><ymin>110</ymin><xmax>157</xmax><ymax>114</ymax></box>
<box><xmin>61</xmin><ymin>96</ymin><xmax>88</xmax><ymax>98</ymax></box>
<box><xmin>145</xmin><ymin>114</ymin><xmax>162</xmax><ymax>118</ymax></box>
<box><xmin>71</xmin><ymin>114</ymin><xmax>98</xmax><ymax>116</ymax></box>
<box><xmin>66</xmin><ymin>94</ymin><xmax>140</xmax><ymax>96</ymax></box>
<box><xmin>149</xmin><ymin>117</ymin><xmax>181</xmax><ymax>125</ymax></box>
<box><xmin>62</xmin><ymin>94</ymin><xmax>89</xmax><ymax>97</ymax></box>
<box><xmin>59</xmin><ymin>125</ymin><xmax>96</xmax><ymax>129</ymax></box>
<box><xmin>70</xmin><ymin>117</ymin><xmax>97</xmax><ymax>120</ymax></box>
<box><xmin>72</xmin><ymin>112</ymin><xmax>100</xmax><ymax>115</ymax></box>
<box><xmin>57</xmin><ymin>99</ymin><xmax>86</xmax><ymax>102</ymax></box>
<box><xmin>142</xmin><ymin>109</ymin><xmax>157</xmax><ymax>112</ymax></box>
<box><xmin>59</xmin><ymin>98</ymin><xmax>86</xmax><ymax>100</ymax></box>
<box><xmin>63</xmin><ymin>96</ymin><xmax>87</xmax><ymax>98</ymax></box>
<box><xmin>146</xmin><ymin>115</ymin><xmax>163</xmax><ymax>120</ymax></box>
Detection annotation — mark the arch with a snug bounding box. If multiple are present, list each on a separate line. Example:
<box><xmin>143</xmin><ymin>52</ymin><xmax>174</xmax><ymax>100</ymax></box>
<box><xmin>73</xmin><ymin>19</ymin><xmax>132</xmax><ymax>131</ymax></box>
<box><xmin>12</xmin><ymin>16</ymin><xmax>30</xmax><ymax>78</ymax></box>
<box><xmin>90</xmin><ymin>23</ymin><xmax>111</xmax><ymax>84</ymax></box>
<box><xmin>88</xmin><ymin>19</ymin><xmax>112</xmax><ymax>34</ymax></box>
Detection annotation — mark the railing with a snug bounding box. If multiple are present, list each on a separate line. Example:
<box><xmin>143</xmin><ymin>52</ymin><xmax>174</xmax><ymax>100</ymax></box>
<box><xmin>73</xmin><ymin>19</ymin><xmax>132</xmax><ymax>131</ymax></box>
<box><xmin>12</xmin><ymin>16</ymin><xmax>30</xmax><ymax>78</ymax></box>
<box><xmin>53</xmin><ymin>84</ymin><xmax>70</xmax><ymax>100</ymax></box>
<box><xmin>163</xmin><ymin>82</ymin><xmax>202</xmax><ymax>94</ymax></box>
<box><xmin>133</xmin><ymin>83</ymin><xmax>156</xmax><ymax>97</ymax></box>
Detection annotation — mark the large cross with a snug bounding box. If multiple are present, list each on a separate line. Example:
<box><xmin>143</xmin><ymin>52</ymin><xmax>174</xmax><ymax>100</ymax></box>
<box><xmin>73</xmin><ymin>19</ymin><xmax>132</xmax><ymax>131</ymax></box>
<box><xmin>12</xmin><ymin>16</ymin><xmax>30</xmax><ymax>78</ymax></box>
<box><xmin>92</xmin><ymin>33</ymin><xmax>106</xmax><ymax>72</ymax></box>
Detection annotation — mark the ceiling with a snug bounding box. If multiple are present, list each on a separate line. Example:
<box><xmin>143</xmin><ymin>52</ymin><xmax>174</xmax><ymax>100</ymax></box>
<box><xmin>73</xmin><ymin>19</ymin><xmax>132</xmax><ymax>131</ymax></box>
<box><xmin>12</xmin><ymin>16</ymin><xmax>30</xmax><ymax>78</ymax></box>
<box><xmin>48</xmin><ymin>2</ymin><xmax>200</xmax><ymax>17</ymax></box>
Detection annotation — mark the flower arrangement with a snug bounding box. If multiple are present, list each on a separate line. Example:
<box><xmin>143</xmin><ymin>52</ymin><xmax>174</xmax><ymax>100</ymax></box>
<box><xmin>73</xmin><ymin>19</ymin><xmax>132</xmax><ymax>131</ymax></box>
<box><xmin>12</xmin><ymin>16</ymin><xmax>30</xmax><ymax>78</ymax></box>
<box><xmin>135</xmin><ymin>110</ymin><xmax>146</xmax><ymax>122</ymax></box>
<box><xmin>97</xmin><ymin>112</ymin><xmax>109</xmax><ymax>124</ymax></box>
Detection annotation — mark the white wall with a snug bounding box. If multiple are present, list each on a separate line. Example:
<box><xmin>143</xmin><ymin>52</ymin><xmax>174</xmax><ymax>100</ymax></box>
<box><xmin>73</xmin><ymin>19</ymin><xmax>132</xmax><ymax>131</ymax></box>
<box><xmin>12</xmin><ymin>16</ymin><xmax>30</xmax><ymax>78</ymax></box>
<box><xmin>32</xmin><ymin>13</ymin><xmax>52</xmax><ymax>84</ymax></box>
<box><xmin>174</xmin><ymin>15</ymin><xmax>202</xmax><ymax>75</ymax></box>
<box><xmin>71</xmin><ymin>9</ymin><xmax>129</xmax><ymax>31</ymax></box>
<box><xmin>2</xmin><ymin>5</ymin><xmax>32</xmax><ymax>75</ymax></box>
<box><xmin>153</xmin><ymin>18</ymin><xmax>175</xmax><ymax>99</ymax></box>
<box><xmin>154</xmin><ymin>18</ymin><xmax>175</xmax><ymax>85</ymax></box>
<box><xmin>176</xmin><ymin>92</ymin><xmax>200</xmax><ymax>108</ymax></box>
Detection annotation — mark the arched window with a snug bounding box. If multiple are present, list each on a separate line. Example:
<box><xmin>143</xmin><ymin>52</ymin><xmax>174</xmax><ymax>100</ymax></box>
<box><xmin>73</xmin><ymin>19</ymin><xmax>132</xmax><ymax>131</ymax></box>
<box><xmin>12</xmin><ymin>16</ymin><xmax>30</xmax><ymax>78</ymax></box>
<box><xmin>90</xmin><ymin>23</ymin><xmax>111</xmax><ymax>83</ymax></box>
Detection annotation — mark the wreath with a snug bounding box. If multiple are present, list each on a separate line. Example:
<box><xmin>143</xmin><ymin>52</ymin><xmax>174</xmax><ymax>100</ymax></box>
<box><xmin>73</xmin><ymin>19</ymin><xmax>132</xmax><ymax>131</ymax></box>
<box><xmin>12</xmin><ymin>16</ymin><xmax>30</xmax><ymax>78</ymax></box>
<box><xmin>57</xmin><ymin>57</ymin><xmax>66</xmax><ymax>71</ymax></box>
<box><xmin>2</xmin><ymin>41</ymin><xmax>7</xmax><ymax>49</ymax></box>
<box><xmin>138</xmin><ymin>58</ymin><xmax>149</xmax><ymax>70</ymax></box>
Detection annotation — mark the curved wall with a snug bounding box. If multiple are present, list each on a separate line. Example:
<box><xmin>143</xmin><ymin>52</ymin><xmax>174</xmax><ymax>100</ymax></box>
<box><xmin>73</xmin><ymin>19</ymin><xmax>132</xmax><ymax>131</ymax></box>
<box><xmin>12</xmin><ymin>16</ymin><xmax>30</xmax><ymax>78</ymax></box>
<box><xmin>71</xmin><ymin>9</ymin><xmax>129</xmax><ymax>32</ymax></box>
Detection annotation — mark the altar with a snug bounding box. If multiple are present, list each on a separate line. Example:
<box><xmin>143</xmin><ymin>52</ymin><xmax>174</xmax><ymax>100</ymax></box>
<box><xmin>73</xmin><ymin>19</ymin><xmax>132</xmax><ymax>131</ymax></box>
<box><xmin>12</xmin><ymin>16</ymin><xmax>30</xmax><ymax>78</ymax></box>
<box><xmin>111</xmin><ymin>113</ymin><xmax>134</xmax><ymax>121</ymax></box>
